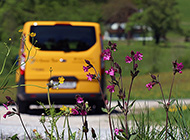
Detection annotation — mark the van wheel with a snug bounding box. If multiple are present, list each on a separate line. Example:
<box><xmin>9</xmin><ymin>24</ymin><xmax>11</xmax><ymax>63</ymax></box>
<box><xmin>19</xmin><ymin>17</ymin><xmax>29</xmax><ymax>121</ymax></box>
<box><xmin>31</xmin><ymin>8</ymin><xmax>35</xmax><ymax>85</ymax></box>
<box><xmin>16</xmin><ymin>97</ymin><xmax>29</xmax><ymax>113</ymax></box>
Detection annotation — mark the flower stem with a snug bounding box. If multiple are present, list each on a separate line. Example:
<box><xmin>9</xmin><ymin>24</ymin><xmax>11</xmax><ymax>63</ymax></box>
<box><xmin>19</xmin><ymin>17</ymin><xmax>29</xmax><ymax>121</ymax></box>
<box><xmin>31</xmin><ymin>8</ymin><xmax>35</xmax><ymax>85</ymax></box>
<box><xmin>18</xmin><ymin>114</ymin><xmax>31</xmax><ymax>140</ymax></box>
<box><xmin>168</xmin><ymin>74</ymin><xmax>175</xmax><ymax>103</ymax></box>
<box><xmin>125</xmin><ymin>77</ymin><xmax>134</xmax><ymax>138</ymax></box>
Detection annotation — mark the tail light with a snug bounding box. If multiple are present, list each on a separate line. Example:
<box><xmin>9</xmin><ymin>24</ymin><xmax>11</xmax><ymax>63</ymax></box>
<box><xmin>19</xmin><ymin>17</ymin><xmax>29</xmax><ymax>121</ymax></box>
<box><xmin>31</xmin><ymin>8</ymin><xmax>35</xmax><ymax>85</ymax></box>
<box><xmin>20</xmin><ymin>35</ymin><xmax>26</xmax><ymax>75</ymax></box>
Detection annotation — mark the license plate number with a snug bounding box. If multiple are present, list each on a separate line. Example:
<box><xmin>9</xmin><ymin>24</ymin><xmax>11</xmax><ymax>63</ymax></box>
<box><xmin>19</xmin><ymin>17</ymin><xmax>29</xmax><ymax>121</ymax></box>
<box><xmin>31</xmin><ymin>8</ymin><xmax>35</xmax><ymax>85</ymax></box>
<box><xmin>53</xmin><ymin>81</ymin><xmax>77</xmax><ymax>89</ymax></box>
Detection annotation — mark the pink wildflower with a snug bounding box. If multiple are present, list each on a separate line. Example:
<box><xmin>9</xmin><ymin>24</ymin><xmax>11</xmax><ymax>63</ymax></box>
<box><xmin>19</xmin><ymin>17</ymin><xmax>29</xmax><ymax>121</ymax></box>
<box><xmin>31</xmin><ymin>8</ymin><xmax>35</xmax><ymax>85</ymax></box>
<box><xmin>3</xmin><ymin>111</ymin><xmax>12</xmax><ymax>118</ymax></box>
<box><xmin>114</xmin><ymin>128</ymin><xmax>119</xmax><ymax>135</ymax></box>
<box><xmin>86</xmin><ymin>73</ymin><xmax>94</xmax><ymax>81</ymax></box>
<box><xmin>71</xmin><ymin>108</ymin><xmax>79</xmax><ymax>115</ymax></box>
<box><xmin>146</xmin><ymin>83</ymin><xmax>153</xmax><ymax>91</ymax></box>
<box><xmin>105</xmin><ymin>67</ymin><xmax>116</xmax><ymax>76</ymax></box>
<box><xmin>176</xmin><ymin>62</ymin><xmax>183</xmax><ymax>74</ymax></box>
<box><xmin>107</xmin><ymin>84</ymin><xmax>115</xmax><ymax>93</ymax></box>
<box><xmin>134</xmin><ymin>51</ymin><xmax>143</xmax><ymax>61</ymax></box>
<box><xmin>102</xmin><ymin>49</ymin><xmax>112</xmax><ymax>61</ymax></box>
<box><xmin>114</xmin><ymin>128</ymin><xmax>123</xmax><ymax>135</ymax></box>
<box><xmin>83</xmin><ymin>66</ymin><xmax>89</xmax><ymax>72</ymax></box>
<box><xmin>3</xmin><ymin>104</ymin><xmax>8</xmax><ymax>110</ymax></box>
<box><xmin>125</xmin><ymin>56</ymin><xmax>132</xmax><ymax>63</ymax></box>
<box><xmin>146</xmin><ymin>82</ymin><xmax>156</xmax><ymax>91</ymax></box>
<box><xmin>77</xmin><ymin>97</ymin><xmax>84</xmax><ymax>104</ymax></box>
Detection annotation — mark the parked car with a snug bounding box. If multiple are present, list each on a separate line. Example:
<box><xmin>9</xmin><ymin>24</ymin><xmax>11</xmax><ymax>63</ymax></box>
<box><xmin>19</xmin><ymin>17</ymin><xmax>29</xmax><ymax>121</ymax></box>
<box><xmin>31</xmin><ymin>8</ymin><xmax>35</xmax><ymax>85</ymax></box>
<box><xmin>16</xmin><ymin>21</ymin><xmax>105</xmax><ymax>113</ymax></box>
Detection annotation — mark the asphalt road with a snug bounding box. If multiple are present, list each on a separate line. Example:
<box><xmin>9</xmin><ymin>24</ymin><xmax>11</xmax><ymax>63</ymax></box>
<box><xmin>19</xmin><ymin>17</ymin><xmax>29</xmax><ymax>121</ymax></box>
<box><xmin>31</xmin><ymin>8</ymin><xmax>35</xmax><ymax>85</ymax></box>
<box><xmin>1</xmin><ymin>99</ymin><xmax>190</xmax><ymax>139</ymax></box>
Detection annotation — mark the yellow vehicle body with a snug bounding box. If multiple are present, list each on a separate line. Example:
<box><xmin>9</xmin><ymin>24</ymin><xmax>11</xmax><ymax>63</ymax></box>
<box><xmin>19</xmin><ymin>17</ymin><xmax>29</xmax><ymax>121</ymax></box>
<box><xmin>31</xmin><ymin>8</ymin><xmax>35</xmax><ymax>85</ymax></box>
<box><xmin>16</xmin><ymin>21</ymin><xmax>105</xmax><ymax>113</ymax></box>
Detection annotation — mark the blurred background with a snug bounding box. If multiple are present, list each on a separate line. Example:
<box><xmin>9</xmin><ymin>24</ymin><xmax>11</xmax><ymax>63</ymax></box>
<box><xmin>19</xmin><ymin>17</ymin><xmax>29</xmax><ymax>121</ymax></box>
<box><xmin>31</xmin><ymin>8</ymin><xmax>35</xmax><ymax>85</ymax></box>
<box><xmin>0</xmin><ymin>0</ymin><xmax>190</xmax><ymax>102</ymax></box>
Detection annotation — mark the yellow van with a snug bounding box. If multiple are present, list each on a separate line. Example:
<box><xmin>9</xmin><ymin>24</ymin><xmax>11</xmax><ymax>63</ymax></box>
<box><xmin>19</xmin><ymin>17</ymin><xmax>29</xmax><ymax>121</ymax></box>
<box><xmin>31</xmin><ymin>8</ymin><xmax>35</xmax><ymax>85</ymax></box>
<box><xmin>16</xmin><ymin>21</ymin><xmax>105</xmax><ymax>113</ymax></box>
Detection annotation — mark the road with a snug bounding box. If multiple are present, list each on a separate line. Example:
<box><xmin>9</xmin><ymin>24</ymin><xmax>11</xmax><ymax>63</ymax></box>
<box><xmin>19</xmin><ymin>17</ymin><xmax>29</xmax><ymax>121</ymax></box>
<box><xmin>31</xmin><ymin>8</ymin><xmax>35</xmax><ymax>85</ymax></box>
<box><xmin>0</xmin><ymin>99</ymin><xmax>190</xmax><ymax>139</ymax></box>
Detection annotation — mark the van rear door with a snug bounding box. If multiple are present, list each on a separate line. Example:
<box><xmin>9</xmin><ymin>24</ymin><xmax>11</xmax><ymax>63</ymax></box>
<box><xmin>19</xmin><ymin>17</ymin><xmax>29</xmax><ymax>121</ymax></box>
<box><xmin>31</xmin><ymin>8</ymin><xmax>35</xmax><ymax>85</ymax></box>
<box><xmin>23</xmin><ymin>21</ymin><xmax>101</xmax><ymax>94</ymax></box>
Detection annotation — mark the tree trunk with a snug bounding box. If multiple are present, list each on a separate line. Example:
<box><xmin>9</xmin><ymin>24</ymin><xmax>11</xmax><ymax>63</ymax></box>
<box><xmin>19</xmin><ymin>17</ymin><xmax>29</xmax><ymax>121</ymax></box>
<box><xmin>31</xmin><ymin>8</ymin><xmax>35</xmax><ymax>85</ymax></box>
<box><xmin>154</xmin><ymin>32</ymin><xmax>160</xmax><ymax>44</ymax></box>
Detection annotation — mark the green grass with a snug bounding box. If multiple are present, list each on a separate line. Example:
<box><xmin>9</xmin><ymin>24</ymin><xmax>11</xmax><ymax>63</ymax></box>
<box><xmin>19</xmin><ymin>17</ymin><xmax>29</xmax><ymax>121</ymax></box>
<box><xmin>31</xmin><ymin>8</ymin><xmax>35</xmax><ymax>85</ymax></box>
<box><xmin>106</xmin><ymin>69</ymin><xmax>190</xmax><ymax>100</ymax></box>
<box><xmin>177</xmin><ymin>0</ymin><xmax>190</xmax><ymax>30</ymax></box>
<box><xmin>0</xmin><ymin>74</ymin><xmax>17</xmax><ymax>103</ymax></box>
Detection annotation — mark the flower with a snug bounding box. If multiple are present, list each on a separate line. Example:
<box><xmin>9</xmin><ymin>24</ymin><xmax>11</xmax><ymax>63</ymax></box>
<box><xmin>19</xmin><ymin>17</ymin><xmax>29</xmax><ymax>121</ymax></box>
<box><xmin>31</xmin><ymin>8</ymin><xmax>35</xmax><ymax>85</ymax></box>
<box><xmin>58</xmin><ymin>77</ymin><xmax>65</xmax><ymax>84</ymax></box>
<box><xmin>18</xmin><ymin>29</ymin><xmax>23</xmax><ymax>32</ymax></box>
<box><xmin>86</xmin><ymin>73</ymin><xmax>95</xmax><ymax>81</ymax></box>
<box><xmin>71</xmin><ymin>108</ymin><xmax>79</xmax><ymax>115</ymax></box>
<box><xmin>105</xmin><ymin>67</ymin><xmax>116</xmax><ymax>76</ymax></box>
<box><xmin>182</xmin><ymin>105</ymin><xmax>187</xmax><ymax>111</ymax></box>
<box><xmin>146</xmin><ymin>82</ymin><xmax>156</xmax><ymax>91</ymax></box>
<box><xmin>111</xmin><ymin>43</ymin><xmax>117</xmax><ymax>51</ymax></box>
<box><xmin>60</xmin><ymin>105</ymin><xmax>67</xmax><ymax>111</ymax></box>
<box><xmin>35</xmin><ymin>47</ymin><xmax>41</xmax><ymax>50</ymax></box>
<box><xmin>83</xmin><ymin>66</ymin><xmax>89</xmax><ymax>72</ymax></box>
<box><xmin>77</xmin><ymin>97</ymin><xmax>84</xmax><ymax>104</ymax></box>
<box><xmin>125</xmin><ymin>56</ymin><xmax>132</xmax><ymax>63</ymax></box>
<box><xmin>169</xmin><ymin>105</ymin><xmax>177</xmax><ymax>112</ymax></box>
<box><xmin>80</xmin><ymin>110</ymin><xmax>87</xmax><ymax>116</ymax></box>
<box><xmin>3</xmin><ymin>111</ymin><xmax>13</xmax><ymax>118</ymax></box>
<box><xmin>107</xmin><ymin>84</ymin><xmax>115</xmax><ymax>93</ymax></box>
<box><xmin>30</xmin><ymin>32</ymin><xmax>36</xmax><ymax>37</ymax></box>
<box><xmin>3</xmin><ymin>104</ymin><xmax>8</xmax><ymax>110</ymax></box>
<box><xmin>134</xmin><ymin>51</ymin><xmax>143</xmax><ymax>61</ymax></box>
<box><xmin>102</xmin><ymin>48</ymin><xmax>112</xmax><ymax>61</ymax></box>
<box><xmin>114</xmin><ymin>128</ymin><xmax>123</xmax><ymax>135</ymax></box>
<box><xmin>176</xmin><ymin>62</ymin><xmax>183</xmax><ymax>74</ymax></box>
<box><xmin>33</xmin><ymin>129</ymin><xmax>37</xmax><ymax>133</ymax></box>
<box><xmin>114</xmin><ymin>128</ymin><xmax>119</xmax><ymax>135</ymax></box>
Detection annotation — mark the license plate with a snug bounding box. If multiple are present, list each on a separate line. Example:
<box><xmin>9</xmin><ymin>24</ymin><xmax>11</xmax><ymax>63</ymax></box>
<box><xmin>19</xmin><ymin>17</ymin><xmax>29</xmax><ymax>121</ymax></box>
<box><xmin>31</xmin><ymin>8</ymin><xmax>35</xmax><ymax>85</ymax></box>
<box><xmin>53</xmin><ymin>81</ymin><xmax>77</xmax><ymax>89</ymax></box>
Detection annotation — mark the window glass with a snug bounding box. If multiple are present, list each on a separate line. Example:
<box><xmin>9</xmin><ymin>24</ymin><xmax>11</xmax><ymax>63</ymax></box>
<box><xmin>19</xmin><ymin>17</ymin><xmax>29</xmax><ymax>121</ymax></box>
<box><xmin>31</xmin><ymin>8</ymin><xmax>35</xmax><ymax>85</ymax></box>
<box><xmin>30</xmin><ymin>25</ymin><xmax>96</xmax><ymax>52</ymax></box>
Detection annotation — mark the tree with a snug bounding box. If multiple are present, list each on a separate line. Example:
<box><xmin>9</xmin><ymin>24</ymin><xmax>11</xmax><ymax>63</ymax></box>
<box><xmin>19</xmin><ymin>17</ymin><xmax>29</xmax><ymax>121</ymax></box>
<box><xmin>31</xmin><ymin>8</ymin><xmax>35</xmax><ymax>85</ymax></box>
<box><xmin>0</xmin><ymin>0</ymin><xmax>104</xmax><ymax>42</ymax></box>
<box><xmin>128</xmin><ymin>0</ymin><xmax>180</xmax><ymax>44</ymax></box>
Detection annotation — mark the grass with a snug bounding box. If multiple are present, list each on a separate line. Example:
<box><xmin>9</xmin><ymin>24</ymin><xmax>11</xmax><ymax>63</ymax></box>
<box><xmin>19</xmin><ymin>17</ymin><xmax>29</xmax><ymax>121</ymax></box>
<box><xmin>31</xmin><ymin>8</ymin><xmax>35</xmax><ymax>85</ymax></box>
<box><xmin>105</xmin><ymin>69</ymin><xmax>190</xmax><ymax>100</ymax></box>
<box><xmin>127</xmin><ymin>103</ymin><xmax>190</xmax><ymax>126</ymax></box>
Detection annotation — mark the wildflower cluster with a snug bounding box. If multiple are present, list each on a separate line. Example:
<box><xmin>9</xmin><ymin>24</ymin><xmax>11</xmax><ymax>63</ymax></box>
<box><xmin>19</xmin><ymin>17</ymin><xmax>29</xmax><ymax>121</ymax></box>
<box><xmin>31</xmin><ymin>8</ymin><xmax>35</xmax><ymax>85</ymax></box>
<box><xmin>2</xmin><ymin>96</ymin><xmax>17</xmax><ymax>118</ymax></box>
<box><xmin>83</xmin><ymin>41</ymin><xmax>143</xmax><ymax>139</ymax></box>
<box><xmin>83</xmin><ymin>60</ymin><xmax>97</xmax><ymax>81</ymax></box>
<box><xmin>172</xmin><ymin>60</ymin><xmax>184</xmax><ymax>74</ymax></box>
<box><xmin>72</xmin><ymin>95</ymin><xmax>90</xmax><ymax>116</ymax></box>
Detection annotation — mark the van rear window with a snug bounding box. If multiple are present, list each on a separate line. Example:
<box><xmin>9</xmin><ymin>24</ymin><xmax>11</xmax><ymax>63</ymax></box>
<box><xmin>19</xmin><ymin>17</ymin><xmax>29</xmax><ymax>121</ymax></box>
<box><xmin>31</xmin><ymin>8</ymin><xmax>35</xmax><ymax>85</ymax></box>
<box><xmin>30</xmin><ymin>25</ymin><xmax>96</xmax><ymax>52</ymax></box>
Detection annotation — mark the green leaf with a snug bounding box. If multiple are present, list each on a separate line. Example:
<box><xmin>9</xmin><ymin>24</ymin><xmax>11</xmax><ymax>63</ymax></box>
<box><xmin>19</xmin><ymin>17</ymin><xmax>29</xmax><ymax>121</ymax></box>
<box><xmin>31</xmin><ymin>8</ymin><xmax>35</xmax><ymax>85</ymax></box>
<box><xmin>115</xmin><ymin>135</ymin><xmax>126</xmax><ymax>140</ymax></box>
<box><xmin>9</xmin><ymin>134</ymin><xmax>19</xmax><ymax>140</ymax></box>
<box><xmin>170</xmin><ymin>99</ymin><xmax>176</xmax><ymax>105</ymax></box>
<box><xmin>101</xmin><ymin>107</ymin><xmax>108</xmax><ymax>113</ymax></box>
<box><xmin>117</xmin><ymin>100</ymin><xmax>124</xmax><ymax>110</ymax></box>
<box><xmin>109</xmin><ymin>105</ymin><xmax>118</xmax><ymax>114</ymax></box>
<box><xmin>128</xmin><ymin>99</ymin><xmax>136</xmax><ymax>109</ymax></box>
<box><xmin>157</xmin><ymin>100</ymin><xmax>164</xmax><ymax>105</ymax></box>
<box><xmin>129</xmin><ymin>133</ymin><xmax>138</xmax><ymax>140</ymax></box>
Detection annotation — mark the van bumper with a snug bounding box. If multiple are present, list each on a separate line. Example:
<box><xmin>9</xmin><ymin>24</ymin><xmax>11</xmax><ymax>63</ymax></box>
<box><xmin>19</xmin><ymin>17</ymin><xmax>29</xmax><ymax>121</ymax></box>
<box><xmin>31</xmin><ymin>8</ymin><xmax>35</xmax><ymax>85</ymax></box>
<box><xmin>17</xmin><ymin>91</ymin><xmax>104</xmax><ymax>105</ymax></box>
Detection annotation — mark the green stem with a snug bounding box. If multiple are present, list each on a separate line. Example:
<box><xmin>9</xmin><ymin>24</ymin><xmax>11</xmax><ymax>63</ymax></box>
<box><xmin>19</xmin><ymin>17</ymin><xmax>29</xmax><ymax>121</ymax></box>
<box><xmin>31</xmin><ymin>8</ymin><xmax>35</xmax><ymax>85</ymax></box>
<box><xmin>47</xmin><ymin>87</ymin><xmax>52</xmax><ymax>108</ymax></box>
<box><xmin>62</xmin><ymin>116</ymin><xmax>67</xmax><ymax>139</ymax></box>
<box><xmin>108</xmin><ymin>93</ymin><xmax>114</xmax><ymax>140</ymax></box>
<box><xmin>125</xmin><ymin>77</ymin><xmax>134</xmax><ymax>138</ymax></box>
<box><xmin>42</xmin><ymin>123</ymin><xmax>51</xmax><ymax>138</ymax></box>
<box><xmin>158</xmin><ymin>82</ymin><xmax>166</xmax><ymax>105</ymax></box>
<box><xmin>168</xmin><ymin>74</ymin><xmax>175</xmax><ymax>103</ymax></box>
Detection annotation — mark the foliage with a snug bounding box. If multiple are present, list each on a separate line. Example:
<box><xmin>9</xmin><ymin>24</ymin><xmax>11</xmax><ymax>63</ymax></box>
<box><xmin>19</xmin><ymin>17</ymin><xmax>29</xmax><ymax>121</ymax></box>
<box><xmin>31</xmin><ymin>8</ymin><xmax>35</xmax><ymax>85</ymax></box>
<box><xmin>0</xmin><ymin>0</ymin><xmax>103</xmax><ymax>42</ymax></box>
<box><xmin>128</xmin><ymin>0</ymin><xmax>181</xmax><ymax>44</ymax></box>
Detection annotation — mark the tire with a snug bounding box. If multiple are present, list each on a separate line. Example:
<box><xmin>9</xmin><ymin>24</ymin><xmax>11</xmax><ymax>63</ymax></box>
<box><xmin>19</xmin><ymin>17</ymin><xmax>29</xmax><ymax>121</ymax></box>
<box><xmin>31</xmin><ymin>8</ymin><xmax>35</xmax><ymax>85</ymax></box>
<box><xmin>16</xmin><ymin>97</ymin><xmax>29</xmax><ymax>113</ymax></box>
